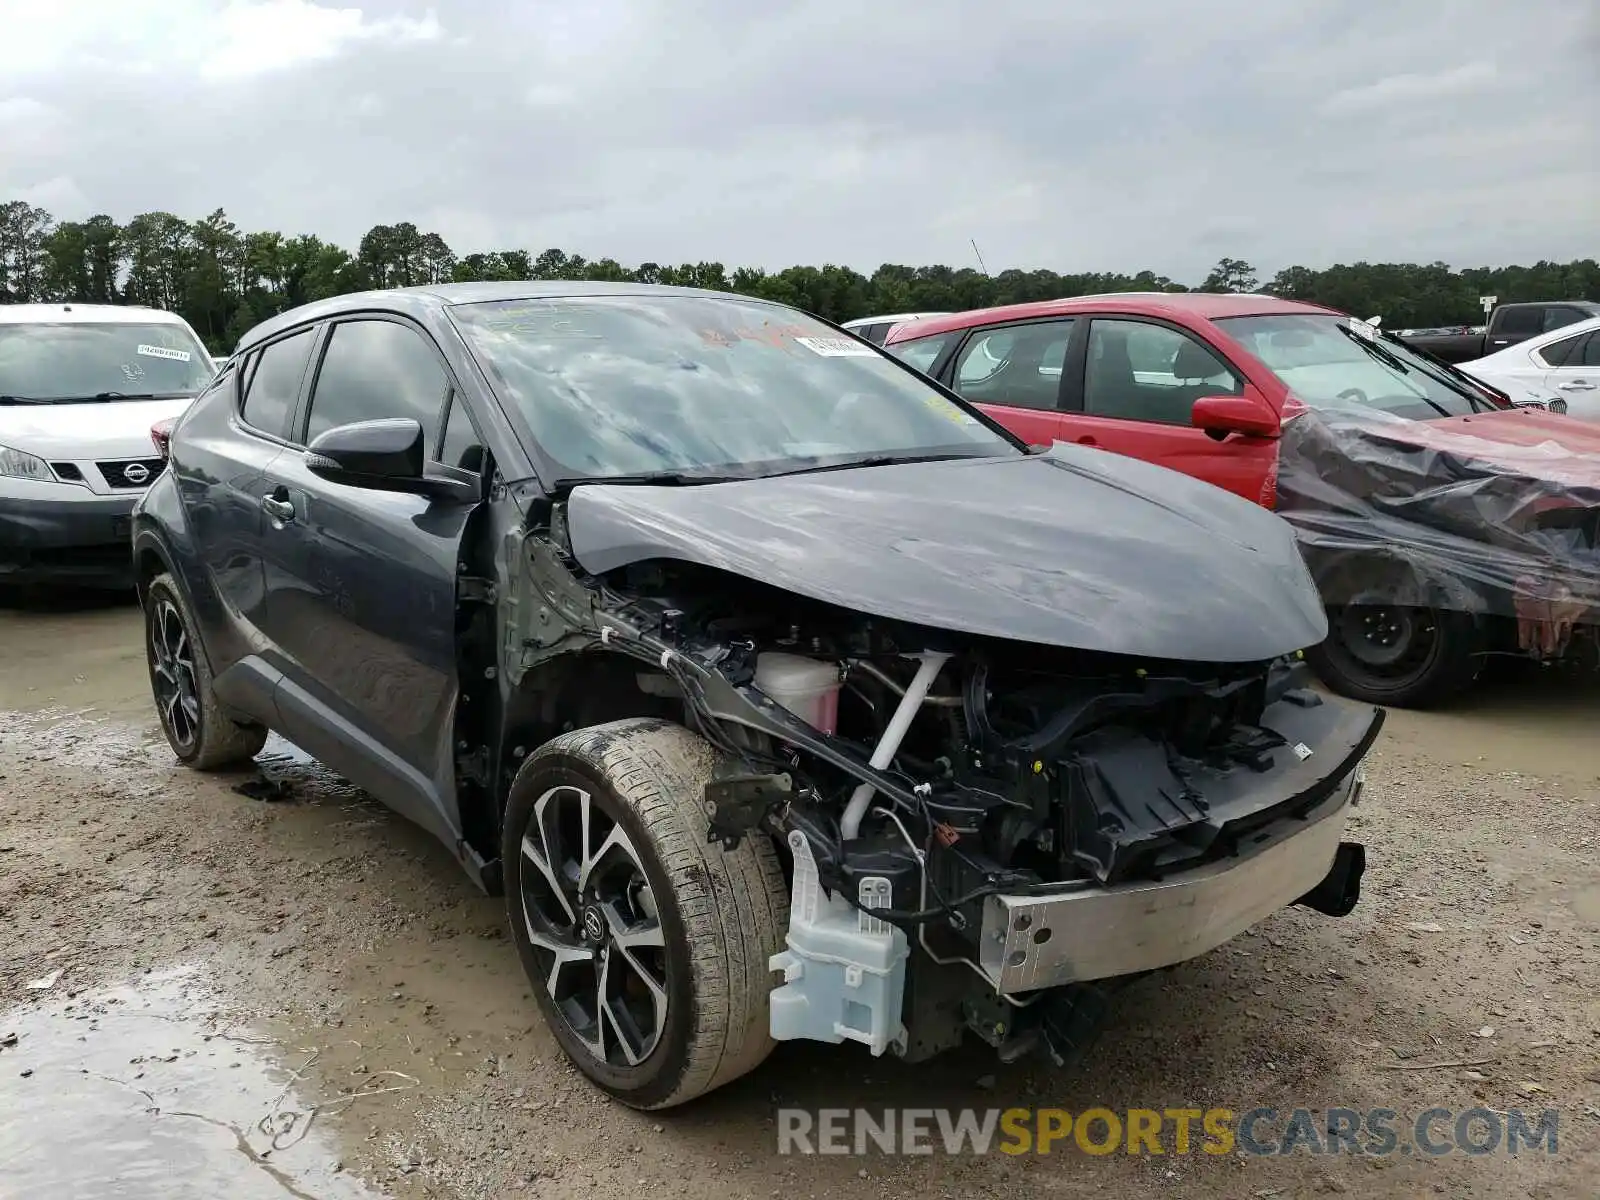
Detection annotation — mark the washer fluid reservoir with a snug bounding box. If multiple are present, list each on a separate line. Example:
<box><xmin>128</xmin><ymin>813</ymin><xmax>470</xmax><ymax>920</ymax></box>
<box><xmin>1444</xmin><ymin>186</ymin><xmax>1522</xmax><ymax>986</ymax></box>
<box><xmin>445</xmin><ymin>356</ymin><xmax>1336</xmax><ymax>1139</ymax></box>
<box><xmin>753</xmin><ymin>653</ymin><xmax>841</xmax><ymax>734</ymax></box>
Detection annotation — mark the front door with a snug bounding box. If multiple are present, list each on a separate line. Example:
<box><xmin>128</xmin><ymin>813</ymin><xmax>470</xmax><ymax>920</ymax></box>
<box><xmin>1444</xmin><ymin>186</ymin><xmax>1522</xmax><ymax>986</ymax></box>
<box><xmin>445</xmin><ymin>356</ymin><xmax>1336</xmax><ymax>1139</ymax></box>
<box><xmin>256</xmin><ymin>315</ymin><xmax>480</xmax><ymax>847</ymax></box>
<box><xmin>1055</xmin><ymin>316</ymin><xmax>1281</xmax><ymax>506</ymax></box>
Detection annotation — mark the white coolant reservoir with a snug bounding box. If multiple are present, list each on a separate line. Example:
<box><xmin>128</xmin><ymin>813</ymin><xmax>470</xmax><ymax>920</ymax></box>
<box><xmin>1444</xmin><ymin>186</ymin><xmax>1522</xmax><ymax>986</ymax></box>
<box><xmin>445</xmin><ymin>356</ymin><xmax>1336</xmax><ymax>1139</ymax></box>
<box><xmin>754</xmin><ymin>652</ymin><xmax>841</xmax><ymax>734</ymax></box>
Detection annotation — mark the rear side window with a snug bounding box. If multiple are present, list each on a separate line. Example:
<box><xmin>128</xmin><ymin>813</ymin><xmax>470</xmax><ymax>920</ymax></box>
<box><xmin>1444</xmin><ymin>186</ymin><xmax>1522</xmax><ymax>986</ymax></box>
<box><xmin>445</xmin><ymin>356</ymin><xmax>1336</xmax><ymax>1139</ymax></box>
<box><xmin>1543</xmin><ymin>307</ymin><xmax>1587</xmax><ymax>333</ymax></box>
<box><xmin>240</xmin><ymin>330</ymin><xmax>315</xmax><ymax>437</ymax></box>
<box><xmin>950</xmin><ymin>321</ymin><xmax>1072</xmax><ymax>411</ymax></box>
<box><xmin>303</xmin><ymin>319</ymin><xmax>451</xmax><ymax>447</ymax></box>
<box><xmin>1538</xmin><ymin>331</ymin><xmax>1586</xmax><ymax>367</ymax></box>
<box><xmin>887</xmin><ymin>332</ymin><xmax>955</xmax><ymax>373</ymax></box>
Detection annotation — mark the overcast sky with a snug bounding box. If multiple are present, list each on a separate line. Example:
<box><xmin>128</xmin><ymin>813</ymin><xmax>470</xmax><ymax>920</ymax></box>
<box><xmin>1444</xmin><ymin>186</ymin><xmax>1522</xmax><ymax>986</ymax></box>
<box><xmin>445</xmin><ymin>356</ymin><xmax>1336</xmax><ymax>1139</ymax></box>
<box><xmin>2</xmin><ymin>0</ymin><xmax>1596</xmax><ymax>283</ymax></box>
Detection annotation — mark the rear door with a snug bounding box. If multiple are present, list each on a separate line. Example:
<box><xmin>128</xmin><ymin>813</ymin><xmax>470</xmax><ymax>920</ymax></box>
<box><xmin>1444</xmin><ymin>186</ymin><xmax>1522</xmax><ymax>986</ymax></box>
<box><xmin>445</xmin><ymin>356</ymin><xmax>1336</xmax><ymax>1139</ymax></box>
<box><xmin>256</xmin><ymin>314</ymin><xmax>482</xmax><ymax>847</ymax></box>
<box><xmin>937</xmin><ymin>319</ymin><xmax>1076</xmax><ymax>445</ymax></box>
<box><xmin>195</xmin><ymin>329</ymin><xmax>316</xmax><ymax>638</ymax></box>
<box><xmin>1537</xmin><ymin>328</ymin><xmax>1600</xmax><ymax>419</ymax></box>
<box><xmin>1487</xmin><ymin>305</ymin><xmax>1548</xmax><ymax>352</ymax></box>
<box><xmin>1055</xmin><ymin>316</ymin><xmax>1280</xmax><ymax>504</ymax></box>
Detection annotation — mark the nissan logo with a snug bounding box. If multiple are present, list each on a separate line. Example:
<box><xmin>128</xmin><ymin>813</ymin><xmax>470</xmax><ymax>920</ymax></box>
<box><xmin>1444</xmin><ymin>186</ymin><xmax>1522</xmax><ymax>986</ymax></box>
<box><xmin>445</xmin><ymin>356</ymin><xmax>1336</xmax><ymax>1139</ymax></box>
<box><xmin>122</xmin><ymin>462</ymin><xmax>151</xmax><ymax>485</ymax></box>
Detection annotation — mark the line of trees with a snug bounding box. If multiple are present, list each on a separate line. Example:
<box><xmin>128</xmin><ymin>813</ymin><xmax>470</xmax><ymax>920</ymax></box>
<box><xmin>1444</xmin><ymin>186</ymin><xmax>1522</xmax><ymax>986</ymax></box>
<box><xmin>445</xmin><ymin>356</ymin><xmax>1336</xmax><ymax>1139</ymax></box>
<box><xmin>1</xmin><ymin>199</ymin><xmax>1595</xmax><ymax>352</ymax></box>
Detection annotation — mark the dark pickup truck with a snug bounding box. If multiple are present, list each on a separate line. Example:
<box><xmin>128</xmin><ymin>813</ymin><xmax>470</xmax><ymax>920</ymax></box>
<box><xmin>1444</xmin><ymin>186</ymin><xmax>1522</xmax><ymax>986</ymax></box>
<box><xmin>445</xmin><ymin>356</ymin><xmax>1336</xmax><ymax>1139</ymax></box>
<box><xmin>1397</xmin><ymin>300</ymin><xmax>1600</xmax><ymax>363</ymax></box>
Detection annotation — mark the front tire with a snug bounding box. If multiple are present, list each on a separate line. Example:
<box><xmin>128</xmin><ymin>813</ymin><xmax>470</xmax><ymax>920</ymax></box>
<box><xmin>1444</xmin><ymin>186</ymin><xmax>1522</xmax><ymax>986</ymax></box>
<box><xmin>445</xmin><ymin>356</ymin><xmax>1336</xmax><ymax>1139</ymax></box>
<box><xmin>502</xmin><ymin>718</ymin><xmax>788</xmax><ymax>1109</ymax></box>
<box><xmin>1306</xmin><ymin>603</ymin><xmax>1483</xmax><ymax>707</ymax></box>
<box><xmin>144</xmin><ymin>572</ymin><xmax>267</xmax><ymax>769</ymax></box>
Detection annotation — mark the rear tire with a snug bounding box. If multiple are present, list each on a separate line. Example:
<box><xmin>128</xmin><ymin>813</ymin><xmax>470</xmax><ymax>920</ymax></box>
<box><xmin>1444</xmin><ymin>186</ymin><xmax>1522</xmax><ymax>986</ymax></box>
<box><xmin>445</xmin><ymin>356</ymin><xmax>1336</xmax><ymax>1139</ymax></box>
<box><xmin>1306</xmin><ymin>603</ymin><xmax>1483</xmax><ymax>708</ymax></box>
<box><xmin>144</xmin><ymin>572</ymin><xmax>268</xmax><ymax>769</ymax></box>
<box><xmin>502</xmin><ymin>718</ymin><xmax>788</xmax><ymax>1109</ymax></box>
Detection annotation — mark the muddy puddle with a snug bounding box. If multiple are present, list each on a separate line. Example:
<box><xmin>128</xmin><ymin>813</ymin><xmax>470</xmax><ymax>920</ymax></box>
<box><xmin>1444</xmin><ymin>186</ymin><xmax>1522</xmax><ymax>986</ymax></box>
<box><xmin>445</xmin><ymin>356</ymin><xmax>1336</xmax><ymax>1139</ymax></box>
<box><xmin>0</xmin><ymin>966</ymin><xmax>391</xmax><ymax>1199</ymax></box>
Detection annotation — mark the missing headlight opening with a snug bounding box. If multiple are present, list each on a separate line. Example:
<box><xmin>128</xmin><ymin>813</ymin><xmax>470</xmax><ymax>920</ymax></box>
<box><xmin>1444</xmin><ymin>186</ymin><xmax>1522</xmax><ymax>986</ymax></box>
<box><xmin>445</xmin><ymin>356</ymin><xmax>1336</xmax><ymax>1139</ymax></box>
<box><xmin>501</xmin><ymin>497</ymin><xmax>1384</xmax><ymax>1078</ymax></box>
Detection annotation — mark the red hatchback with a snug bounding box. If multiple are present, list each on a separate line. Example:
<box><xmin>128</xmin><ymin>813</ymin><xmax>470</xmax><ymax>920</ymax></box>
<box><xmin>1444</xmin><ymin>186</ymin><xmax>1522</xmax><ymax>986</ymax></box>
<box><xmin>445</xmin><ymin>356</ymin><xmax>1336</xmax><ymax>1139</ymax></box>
<box><xmin>886</xmin><ymin>294</ymin><xmax>1600</xmax><ymax>707</ymax></box>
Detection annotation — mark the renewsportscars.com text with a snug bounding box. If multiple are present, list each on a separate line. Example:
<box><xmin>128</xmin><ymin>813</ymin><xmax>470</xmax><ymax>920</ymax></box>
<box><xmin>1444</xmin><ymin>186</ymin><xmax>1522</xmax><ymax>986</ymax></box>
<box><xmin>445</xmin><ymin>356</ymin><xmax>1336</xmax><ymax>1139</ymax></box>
<box><xmin>777</xmin><ymin>1106</ymin><xmax>1560</xmax><ymax>1157</ymax></box>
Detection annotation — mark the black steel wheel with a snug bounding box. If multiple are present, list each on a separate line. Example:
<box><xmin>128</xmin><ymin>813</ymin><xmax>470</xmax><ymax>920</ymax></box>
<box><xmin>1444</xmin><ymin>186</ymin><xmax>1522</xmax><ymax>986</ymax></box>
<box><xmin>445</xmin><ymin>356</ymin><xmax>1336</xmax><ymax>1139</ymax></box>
<box><xmin>502</xmin><ymin>718</ymin><xmax>787</xmax><ymax>1109</ymax></box>
<box><xmin>143</xmin><ymin>572</ymin><xmax>267</xmax><ymax>768</ymax></box>
<box><xmin>1306</xmin><ymin>602</ymin><xmax>1483</xmax><ymax>708</ymax></box>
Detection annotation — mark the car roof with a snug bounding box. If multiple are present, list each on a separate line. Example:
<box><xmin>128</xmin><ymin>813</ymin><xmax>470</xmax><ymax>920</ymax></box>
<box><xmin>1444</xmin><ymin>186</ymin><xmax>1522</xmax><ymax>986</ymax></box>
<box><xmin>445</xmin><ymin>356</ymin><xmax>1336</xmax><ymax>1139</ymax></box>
<box><xmin>885</xmin><ymin>292</ymin><xmax>1343</xmax><ymax>342</ymax></box>
<box><xmin>0</xmin><ymin>302</ymin><xmax>195</xmax><ymax>326</ymax></box>
<box><xmin>236</xmin><ymin>281</ymin><xmax>774</xmax><ymax>352</ymax></box>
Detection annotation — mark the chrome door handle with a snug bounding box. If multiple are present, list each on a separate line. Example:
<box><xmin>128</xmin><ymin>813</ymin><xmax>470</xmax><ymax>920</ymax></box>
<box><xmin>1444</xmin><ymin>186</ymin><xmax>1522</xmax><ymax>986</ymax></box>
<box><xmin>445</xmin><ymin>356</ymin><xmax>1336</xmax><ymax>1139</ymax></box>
<box><xmin>262</xmin><ymin>495</ymin><xmax>296</xmax><ymax>522</ymax></box>
<box><xmin>1556</xmin><ymin>380</ymin><xmax>1595</xmax><ymax>390</ymax></box>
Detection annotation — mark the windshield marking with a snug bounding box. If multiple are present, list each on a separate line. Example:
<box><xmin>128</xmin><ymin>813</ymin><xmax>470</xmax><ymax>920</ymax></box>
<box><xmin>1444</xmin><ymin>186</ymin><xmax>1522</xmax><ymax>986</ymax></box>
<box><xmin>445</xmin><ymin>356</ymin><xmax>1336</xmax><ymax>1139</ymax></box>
<box><xmin>136</xmin><ymin>344</ymin><xmax>193</xmax><ymax>362</ymax></box>
<box><xmin>795</xmin><ymin>336</ymin><xmax>877</xmax><ymax>358</ymax></box>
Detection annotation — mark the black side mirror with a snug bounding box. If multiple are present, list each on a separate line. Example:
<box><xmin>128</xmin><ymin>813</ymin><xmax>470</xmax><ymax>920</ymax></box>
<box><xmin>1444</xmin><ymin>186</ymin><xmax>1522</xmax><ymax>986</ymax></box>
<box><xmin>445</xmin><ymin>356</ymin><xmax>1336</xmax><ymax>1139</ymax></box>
<box><xmin>305</xmin><ymin>418</ymin><xmax>477</xmax><ymax>501</ymax></box>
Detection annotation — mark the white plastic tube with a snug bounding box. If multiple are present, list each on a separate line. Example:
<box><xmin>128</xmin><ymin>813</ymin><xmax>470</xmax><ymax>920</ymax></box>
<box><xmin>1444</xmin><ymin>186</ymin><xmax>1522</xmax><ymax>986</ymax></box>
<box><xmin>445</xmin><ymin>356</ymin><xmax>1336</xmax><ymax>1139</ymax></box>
<box><xmin>839</xmin><ymin>651</ymin><xmax>951</xmax><ymax>841</ymax></box>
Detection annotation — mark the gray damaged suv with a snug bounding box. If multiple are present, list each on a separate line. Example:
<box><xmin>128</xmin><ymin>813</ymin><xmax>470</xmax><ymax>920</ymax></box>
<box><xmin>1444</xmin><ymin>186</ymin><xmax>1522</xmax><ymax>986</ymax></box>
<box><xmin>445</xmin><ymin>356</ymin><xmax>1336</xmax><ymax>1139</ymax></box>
<box><xmin>133</xmin><ymin>283</ymin><xmax>1382</xmax><ymax>1109</ymax></box>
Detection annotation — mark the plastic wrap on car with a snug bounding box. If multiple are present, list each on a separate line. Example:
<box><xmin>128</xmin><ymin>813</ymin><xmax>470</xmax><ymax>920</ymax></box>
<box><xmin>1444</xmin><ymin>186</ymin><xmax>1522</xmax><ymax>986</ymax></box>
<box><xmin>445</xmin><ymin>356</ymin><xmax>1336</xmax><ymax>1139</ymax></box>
<box><xmin>1274</xmin><ymin>406</ymin><xmax>1600</xmax><ymax>642</ymax></box>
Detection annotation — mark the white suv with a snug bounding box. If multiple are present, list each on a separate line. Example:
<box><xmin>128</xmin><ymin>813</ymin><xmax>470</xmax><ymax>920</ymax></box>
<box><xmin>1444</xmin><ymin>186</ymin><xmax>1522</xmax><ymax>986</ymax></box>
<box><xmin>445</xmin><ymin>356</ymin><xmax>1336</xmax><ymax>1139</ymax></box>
<box><xmin>1</xmin><ymin>303</ymin><xmax>216</xmax><ymax>588</ymax></box>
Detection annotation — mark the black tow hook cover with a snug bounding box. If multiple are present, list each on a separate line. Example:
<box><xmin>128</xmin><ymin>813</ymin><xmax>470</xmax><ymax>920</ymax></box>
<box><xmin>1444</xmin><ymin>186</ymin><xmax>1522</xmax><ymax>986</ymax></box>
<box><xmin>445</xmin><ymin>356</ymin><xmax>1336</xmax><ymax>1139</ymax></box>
<box><xmin>1295</xmin><ymin>841</ymin><xmax>1366</xmax><ymax>918</ymax></box>
<box><xmin>704</xmin><ymin>772</ymin><xmax>792</xmax><ymax>849</ymax></box>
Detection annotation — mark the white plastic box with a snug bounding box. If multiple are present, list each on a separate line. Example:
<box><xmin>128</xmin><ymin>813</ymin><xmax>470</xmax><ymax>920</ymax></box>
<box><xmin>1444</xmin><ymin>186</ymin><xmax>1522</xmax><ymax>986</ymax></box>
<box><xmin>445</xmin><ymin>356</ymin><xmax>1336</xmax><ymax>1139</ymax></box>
<box><xmin>768</xmin><ymin>830</ymin><xmax>909</xmax><ymax>1055</ymax></box>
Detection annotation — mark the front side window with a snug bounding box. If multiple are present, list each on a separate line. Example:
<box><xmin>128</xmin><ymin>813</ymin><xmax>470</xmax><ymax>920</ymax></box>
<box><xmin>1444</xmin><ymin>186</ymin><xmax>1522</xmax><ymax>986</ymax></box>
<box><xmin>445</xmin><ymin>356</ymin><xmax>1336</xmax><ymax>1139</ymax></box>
<box><xmin>1219</xmin><ymin>313</ymin><xmax>1489</xmax><ymax>420</ymax></box>
<box><xmin>449</xmin><ymin>295</ymin><xmax>1016</xmax><ymax>482</ymax></box>
<box><xmin>438</xmin><ymin>396</ymin><xmax>485</xmax><ymax>471</ymax></box>
<box><xmin>304</xmin><ymin>319</ymin><xmax>450</xmax><ymax>447</ymax></box>
<box><xmin>1084</xmin><ymin>319</ymin><xmax>1241</xmax><ymax>425</ymax></box>
<box><xmin>0</xmin><ymin>322</ymin><xmax>213</xmax><ymax>404</ymax></box>
<box><xmin>241</xmin><ymin>329</ymin><xmax>315</xmax><ymax>437</ymax></box>
<box><xmin>950</xmin><ymin>321</ymin><xmax>1072</xmax><ymax>411</ymax></box>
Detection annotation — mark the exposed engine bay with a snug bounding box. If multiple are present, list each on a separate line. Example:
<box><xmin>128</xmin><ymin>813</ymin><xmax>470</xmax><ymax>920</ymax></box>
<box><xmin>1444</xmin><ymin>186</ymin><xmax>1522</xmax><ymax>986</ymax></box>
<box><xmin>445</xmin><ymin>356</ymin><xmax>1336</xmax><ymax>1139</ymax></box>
<box><xmin>504</xmin><ymin>509</ymin><xmax>1384</xmax><ymax>1067</ymax></box>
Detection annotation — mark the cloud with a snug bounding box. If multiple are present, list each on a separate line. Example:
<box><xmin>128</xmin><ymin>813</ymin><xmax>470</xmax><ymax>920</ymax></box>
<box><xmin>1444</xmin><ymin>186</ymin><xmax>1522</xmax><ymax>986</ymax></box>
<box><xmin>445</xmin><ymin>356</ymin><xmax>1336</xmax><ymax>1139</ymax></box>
<box><xmin>201</xmin><ymin>1</ymin><xmax>444</xmax><ymax>80</ymax></box>
<box><xmin>0</xmin><ymin>0</ymin><xmax>1595</xmax><ymax>283</ymax></box>
<box><xmin>1317</xmin><ymin>62</ymin><xmax>1500</xmax><ymax>116</ymax></box>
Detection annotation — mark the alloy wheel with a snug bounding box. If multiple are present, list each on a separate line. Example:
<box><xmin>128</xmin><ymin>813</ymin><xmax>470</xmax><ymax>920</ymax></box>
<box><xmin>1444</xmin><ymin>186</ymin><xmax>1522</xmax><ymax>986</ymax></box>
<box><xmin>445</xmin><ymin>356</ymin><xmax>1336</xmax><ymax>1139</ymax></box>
<box><xmin>517</xmin><ymin>784</ymin><xmax>670</xmax><ymax>1067</ymax></box>
<box><xmin>150</xmin><ymin>599</ymin><xmax>201</xmax><ymax>750</ymax></box>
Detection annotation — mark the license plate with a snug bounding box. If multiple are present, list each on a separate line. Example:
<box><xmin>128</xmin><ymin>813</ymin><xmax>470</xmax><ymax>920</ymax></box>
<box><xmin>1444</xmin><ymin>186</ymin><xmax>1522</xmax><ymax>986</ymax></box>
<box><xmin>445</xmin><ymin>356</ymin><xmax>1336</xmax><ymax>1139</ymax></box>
<box><xmin>111</xmin><ymin>516</ymin><xmax>131</xmax><ymax>539</ymax></box>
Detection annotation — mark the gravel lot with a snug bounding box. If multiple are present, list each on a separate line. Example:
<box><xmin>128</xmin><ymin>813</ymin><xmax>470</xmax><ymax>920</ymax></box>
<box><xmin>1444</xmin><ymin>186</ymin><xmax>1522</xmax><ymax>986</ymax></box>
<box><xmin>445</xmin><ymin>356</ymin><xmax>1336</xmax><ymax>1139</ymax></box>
<box><xmin>2</xmin><ymin>590</ymin><xmax>1598</xmax><ymax>1199</ymax></box>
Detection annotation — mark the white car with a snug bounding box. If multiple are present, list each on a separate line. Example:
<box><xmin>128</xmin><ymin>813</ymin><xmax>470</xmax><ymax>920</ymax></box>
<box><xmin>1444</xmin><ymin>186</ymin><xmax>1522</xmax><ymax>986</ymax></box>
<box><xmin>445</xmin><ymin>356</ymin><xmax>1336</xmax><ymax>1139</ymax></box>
<box><xmin>1457</xmin><ymin>314</ymin><xmax>1600</xmax><ymax>422</ymax></box>
<box><xmin>841</xmin><ymin>312</ymin><xmax>952</xmax><ymax>345</ymax></box>
<box><xmin>1</xmin><ymin>303</ymin><xmax>216</xmax><ymax>587</ymax></box>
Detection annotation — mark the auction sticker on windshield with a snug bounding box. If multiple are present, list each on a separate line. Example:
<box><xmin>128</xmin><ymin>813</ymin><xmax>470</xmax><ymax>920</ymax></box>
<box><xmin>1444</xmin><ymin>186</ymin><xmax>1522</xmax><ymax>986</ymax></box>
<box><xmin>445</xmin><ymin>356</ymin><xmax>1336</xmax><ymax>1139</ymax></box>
<box><xmin>795</xmin><ymin>336</ymin><xmax>878</xmax><ymax>357</ymax></box>
<box><xmin>136</xmin><ymin>344</ymin><xmax>192</xmax><ymax>362</ymax></box>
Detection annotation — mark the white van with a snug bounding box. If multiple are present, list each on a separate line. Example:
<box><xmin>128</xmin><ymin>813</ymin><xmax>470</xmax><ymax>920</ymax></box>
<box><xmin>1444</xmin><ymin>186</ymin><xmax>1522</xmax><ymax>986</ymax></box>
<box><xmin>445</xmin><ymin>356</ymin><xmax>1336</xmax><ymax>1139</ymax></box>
<box><xmin>1</xmin><ymin>303</ymin><xmax>216</xmax><ymax>587</ymax></box>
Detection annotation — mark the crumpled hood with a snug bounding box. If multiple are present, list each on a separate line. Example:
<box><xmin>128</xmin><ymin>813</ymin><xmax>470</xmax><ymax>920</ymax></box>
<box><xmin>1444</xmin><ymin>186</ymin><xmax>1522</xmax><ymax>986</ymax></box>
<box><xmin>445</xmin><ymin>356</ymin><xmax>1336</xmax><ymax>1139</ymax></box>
<box><xmin>1375</xmin><ymin>408</ymin><xmax>1600</xmax><ymax>489</ymax></box>
<box><xmin>564</xmin><ymin>443</ymin><xmax>1328</xmax><ymax>663</ymax></box>
<box><xmin>0</xmin><ymin>397</ymin><xmax>191</xmax><ymax>460</ymax></box>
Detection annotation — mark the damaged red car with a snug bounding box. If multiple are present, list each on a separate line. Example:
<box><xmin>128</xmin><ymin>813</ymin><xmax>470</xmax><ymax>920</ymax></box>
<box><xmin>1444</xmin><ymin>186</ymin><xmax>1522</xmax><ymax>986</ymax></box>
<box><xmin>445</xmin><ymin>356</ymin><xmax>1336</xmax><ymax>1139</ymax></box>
<box><xmin>888</xmin><ymin>294</ymin><xmax>1600</xmax><ymax>707</ymax></box>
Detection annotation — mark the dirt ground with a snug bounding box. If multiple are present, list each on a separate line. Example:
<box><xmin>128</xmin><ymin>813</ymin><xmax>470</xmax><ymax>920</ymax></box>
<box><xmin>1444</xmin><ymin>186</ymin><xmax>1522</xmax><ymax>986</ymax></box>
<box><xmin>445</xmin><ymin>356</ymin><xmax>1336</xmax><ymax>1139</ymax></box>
<box><xmin>2</xmin><ymin>589</ymin><xmax>1598</xmax><ymax>1200</ymax></box>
